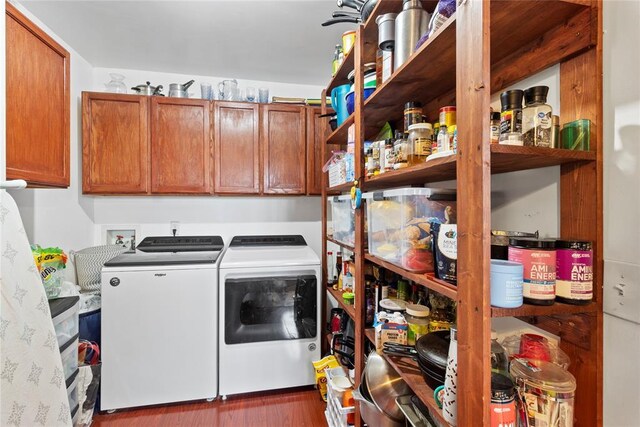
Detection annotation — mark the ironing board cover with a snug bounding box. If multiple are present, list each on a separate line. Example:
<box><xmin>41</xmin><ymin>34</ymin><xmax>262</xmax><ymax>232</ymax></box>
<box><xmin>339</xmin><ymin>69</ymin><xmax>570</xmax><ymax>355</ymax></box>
<box><xmin>1</xmin><ymin>191</ymin><xmax>71</xmax><ymax>426</ymax></box>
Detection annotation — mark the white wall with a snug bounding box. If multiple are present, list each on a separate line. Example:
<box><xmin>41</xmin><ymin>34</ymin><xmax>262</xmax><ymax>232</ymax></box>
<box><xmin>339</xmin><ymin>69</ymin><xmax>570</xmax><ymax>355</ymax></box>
<box><xmin>602</xmin><ymin>1</ymin><xmax>640</xmax><ymax>426</ymax></box>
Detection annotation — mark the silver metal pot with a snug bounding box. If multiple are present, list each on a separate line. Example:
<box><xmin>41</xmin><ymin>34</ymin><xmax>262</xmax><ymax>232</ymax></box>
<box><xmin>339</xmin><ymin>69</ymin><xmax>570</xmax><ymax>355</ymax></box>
<box><xmin>168</xmin><ymin>79</ymin><xmax>195</xmax><ymax>98</ymax></box>
<box><xmin>365</xmin><ymin>350</ymin><xmax>411</xmax><ymax>421</ymax></box>
<box><xmin>131</xmin><ymin>81</ymin><xmax>163</xmax><ymax>96</ymax></box>
<box><xmin>394</xmin><ymin>0</ymin><xmax>429</xmax><ymax>69</ymax></box>
<box><xmin>376</xmin><ymin>13</ymin><xmax>397</xmax><ymax>51</ymax></box>
<box><xmin>353</xmin><ymin>381</ymin><xmax>405</xmax><ymax>427</ymax></box>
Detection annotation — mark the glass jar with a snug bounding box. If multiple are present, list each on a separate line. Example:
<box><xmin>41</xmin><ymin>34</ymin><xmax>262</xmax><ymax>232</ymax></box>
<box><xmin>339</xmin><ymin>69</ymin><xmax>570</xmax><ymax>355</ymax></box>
<box><xmin>404</xmin><ymin>102</ymin><xmax>423</xmax><ymax>133</ymax></box>
<box><xmin>522</xmin><ymin>86</ymin><xmax>552</xmax><ymax>147</ymax></box>
<box><xmin>499</xmin><ymin>89</ymin><xmax>524</xmax><ymax>145</ymax></box>
<box><xmin>405</xmin><ymin>304</ymin><xmax>430</xmax><ymax>345</ymax></box>
<box><xmin>393</xmin><ymin>132</ymin><xmax>408</xmax><ymax>169</ymax></box>
<box><xmin>407</xmin><ymin>123</ymin><xmax>433</xmax><ymax>164</ymax></box>
<box><xmin>105</xmin><ymin>73</ymin><xmax>127</xmax><ymax>93</ymax></box>
<box><xmin>384</xmin><ymin>139</ymin><xmax>395</xmax><ymax>171</ymax></box>
<box><xmin>490</xmin><ymin>111</ymin><xmax>501</xmax><ymax>144</ymax></box>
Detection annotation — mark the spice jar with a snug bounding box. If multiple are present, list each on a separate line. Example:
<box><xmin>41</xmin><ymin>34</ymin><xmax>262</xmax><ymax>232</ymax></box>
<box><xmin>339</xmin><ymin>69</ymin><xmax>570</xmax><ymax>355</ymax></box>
<box><xmin>407</xmin><ymin>123</ymin><xmax>433</xmax><ymax>164</ymax></box>
<box><xmin>490</xmin><ymin>373</ymin><xmax>516</xmax><ymax>427</ymax></box>
<box><xmin>393</xmin><ymin>132</ymin><xmax>408</xmax><ymax>169</ymax></box>
<box><xmin>432</xmin><ymin>122</ymin><xmax>440</xmax><ymax>154</ymax></box>
<box><xmin>555</xmin><ymin>240</ymin><xmax>593</xmax><ymax>305</ymax></box>
<box><xmin>508</xmin><ymin>238</ymin><xmax>556</xmax><ymax>305</ymax></box>
<box><xmin>366</xmin><ymin>147</ymin><xmax>375</xmax><ymax>177</ymax></box>
<box><xmin>448</xmin><ymin>125</ymin><xmax>457</xmax><ymax>153</ymax></box>
<box><xmin>499</xmin><ymin>90</ymin><xmax>524</xmax><ymax>145</ymax></box>
<box><xmin>405</xmin><ymin>304</ymin><xmax>430</xmax><ymax>345</ymax></box>
<box><xmin>404</xmin><ymin>101</ymin><xmax>423</xmax><ymax>133</ymax></box>
<box><xmin>522</xmin><ymin>85</ymin><xmax>552</xmax><ymax>147</ymax></box>
<box><xmin>490</xmin><ymin>111</ymin><xmax>501</xmax><ymax>144</ymax></box>
<box><xmin>384</xmin><ymin>139</ymin><xmax>395</xmax><ymax>171</ymax></box>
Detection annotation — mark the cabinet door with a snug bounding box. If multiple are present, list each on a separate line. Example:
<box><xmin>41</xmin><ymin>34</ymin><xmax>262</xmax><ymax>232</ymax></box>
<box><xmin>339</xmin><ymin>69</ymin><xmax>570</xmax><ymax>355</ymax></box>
<box><xmin>82</xmin><ymin>93</ymin><xmax>149</xmax><ymax>194</ymax></box>
<box><xmin>213</xmin><ymin>102</ymin><xmax>260</xmax><ymax>194</ymax></box>
<box><xmin>261</xmin><ymin>104</ymin><xmax>307</xmax><ymax>195</ymax></box>
<box><xmin>150</xmin><ymin>98</ymin><xmax>211</xmax><ymax>194</ymax></box>
<box><xmin>6</xmin><ymin>4</ymin><xmax>70</xmax><ymax>187</ymax></box>
<box><xmin>306</xmin><ymin>107</ymin><xmax>338</xmax><ymax>195</ymax></box>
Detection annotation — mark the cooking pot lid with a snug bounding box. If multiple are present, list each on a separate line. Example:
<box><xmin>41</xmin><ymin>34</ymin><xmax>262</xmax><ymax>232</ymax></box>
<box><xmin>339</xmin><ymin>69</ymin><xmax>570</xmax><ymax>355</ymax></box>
<box><xmin>365</xmin><ymin>351</ymin><xmax>411</xmax><ymax>421</ymax></box>
<box><xmin>415</xmin><ymin>330</ymin><xmax>450</xmax><ymax>368</ymax></box>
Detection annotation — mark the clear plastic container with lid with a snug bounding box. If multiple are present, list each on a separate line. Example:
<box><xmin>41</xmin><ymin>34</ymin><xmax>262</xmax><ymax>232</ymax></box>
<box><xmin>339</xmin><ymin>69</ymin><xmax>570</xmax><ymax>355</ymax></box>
<box><xmin>328</xmin><ymin>195</ymin><xmax>355</xmax><ymax>247</ymax></box>
<box><xmin>510</xmin><ymin>358</ymin><xmax>576</xmax><ymax>426</ymax></box>
<box><xmin>407</xmin><ymin>123</ymin><xmax>433</xmax><ymax>164</ymax></box>
<box><xmin>405</xmin><ymin>303</ymin><xmax>430</xmax><ymax>345</ymax></box>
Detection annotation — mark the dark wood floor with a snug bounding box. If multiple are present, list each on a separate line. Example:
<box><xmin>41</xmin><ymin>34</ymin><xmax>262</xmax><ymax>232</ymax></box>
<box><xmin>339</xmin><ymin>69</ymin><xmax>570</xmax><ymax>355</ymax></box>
<box><xmin>92</xmin><ymin>386</ymin><xmax>327</xmax><ymax>426</ymax></box>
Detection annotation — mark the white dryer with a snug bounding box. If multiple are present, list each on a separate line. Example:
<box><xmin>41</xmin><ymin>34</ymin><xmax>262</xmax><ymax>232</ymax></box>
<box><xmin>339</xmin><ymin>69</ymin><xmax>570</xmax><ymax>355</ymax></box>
<box><xmin>218</xmin><ymin>235</ymin><xmax>321</xmax><ymax>397</ymax></box>
<box><xmin>100</xmin><ymin>236</ymin><xmax>224</xmax><ymax>411</ymax></box>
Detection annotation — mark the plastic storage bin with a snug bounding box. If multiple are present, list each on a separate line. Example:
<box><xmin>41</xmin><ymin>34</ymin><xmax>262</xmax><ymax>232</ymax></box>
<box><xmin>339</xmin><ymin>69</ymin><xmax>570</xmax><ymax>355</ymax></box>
<box><xmin>49</xmin><ymin>296</ymin><xmax>80</xmax><ymax>348</ymax></box>
<box><xmin>325</xmin><ymin>367</ymin><xmax>355</xmax><ymax>427</ymax></box>
<box><xmin>364</xmin><ymin>188</ymin><xmax>456</xmax><ymax>272</ymax></box>
<box><xmin>329</xmin><ymin>195</ymin><xmax>356</xmax><ymax>247</ymax></box>
<box><xmin>60</xmin><ymin>334</ymin><xmax>79</xmax><ymax>382</ymax></box>
<box><xmin>66</xmin><ymin>368</ymin><xmax>79</xmax><ymax>414</ymax></box>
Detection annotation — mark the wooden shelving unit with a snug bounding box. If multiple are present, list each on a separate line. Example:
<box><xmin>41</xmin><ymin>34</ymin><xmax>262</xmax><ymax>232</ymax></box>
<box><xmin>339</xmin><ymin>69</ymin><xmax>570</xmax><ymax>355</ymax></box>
<box><xmin>326</xmin><ymin>113</ymin><xmax>354</xmax><ymax>146</ymax></box>
<box><xmin>321</xmin><ymin>1</ymin><xmax>603</xmax><ymax>425</ymax></box>
<box><xmin>326</xmin><ymin>236</ymin><xmax>355</xmax><ymax>253</ymax></box>
<box><xmin>327</xmin><ymin>286</ymin><xmax>356</xmax><ymax>321</ymax></box>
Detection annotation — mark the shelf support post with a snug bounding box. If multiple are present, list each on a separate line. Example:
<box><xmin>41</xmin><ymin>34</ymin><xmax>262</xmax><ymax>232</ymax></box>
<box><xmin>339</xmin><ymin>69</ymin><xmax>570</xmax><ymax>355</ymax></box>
<box><xmin>456</xmin><ymin>0</ymin><xmax>492</xmax><ymax>423</ymax></box>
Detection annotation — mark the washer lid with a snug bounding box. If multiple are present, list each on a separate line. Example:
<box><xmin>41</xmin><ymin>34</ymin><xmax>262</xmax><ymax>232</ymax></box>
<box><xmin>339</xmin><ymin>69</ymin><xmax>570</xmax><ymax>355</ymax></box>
<box><xmin>104</xmin><ymin>251</ymin><xmax>221</xmax><ymax>267</ymax></box>
<box><xmin>220</xmin><ymin>245</ymin><xmax>319</xmax><ymax>269</ymax></box>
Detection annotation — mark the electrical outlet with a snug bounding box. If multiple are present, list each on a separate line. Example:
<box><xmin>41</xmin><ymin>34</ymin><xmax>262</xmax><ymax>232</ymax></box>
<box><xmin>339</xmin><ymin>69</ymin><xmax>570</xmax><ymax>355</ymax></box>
<box><xmin>170</xmin><ymin>221</ymin><xmax>180</xmax><ymax>236</ymax></box>
<box><xmin>604</xmin><ymin>260</ymin><xmax>640</xmax><ymax>325</ymax></box>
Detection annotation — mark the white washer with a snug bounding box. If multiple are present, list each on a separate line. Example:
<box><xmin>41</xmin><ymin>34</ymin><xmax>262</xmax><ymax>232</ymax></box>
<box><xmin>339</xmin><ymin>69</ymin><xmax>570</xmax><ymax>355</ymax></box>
<box><xmin>100</xmin><ymin>236</ymin><xmax>224</xmax><ymax>411</ymax></box>
<box><xmin>218</xmin><ymin>235</ymin><xmax>321</xmax><ymax>397</ymax></box>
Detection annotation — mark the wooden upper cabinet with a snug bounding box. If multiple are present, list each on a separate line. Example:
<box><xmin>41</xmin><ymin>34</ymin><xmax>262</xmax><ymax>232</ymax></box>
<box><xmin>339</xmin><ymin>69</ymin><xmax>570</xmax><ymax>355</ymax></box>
<box><xmin>261</xmin><ymin>104</ymin><xmax>307</xmax><ymax>195</ymax></box>
<box><xmin>82</xmin><ymin>93</ymin><xmax>150</xmax><ymax>194</ymax></box>
<box><xmin>213</xmin><ymin>101</ymin><xmax>260</xmax><ymax>194</ymax></box>
<box><xmin>306</xmin><ymin>107</ymin><xmax>336</xmax><ymax>195</ymax></box>
<box><xmin>6</xmin><ymin>3</ymin><xmax>70</xmax><ymax>187</ymax></box>
<box><xmin>150</xmin><ymin>98</ymin><xmax>211</xmax><ymax>194</ymax></box>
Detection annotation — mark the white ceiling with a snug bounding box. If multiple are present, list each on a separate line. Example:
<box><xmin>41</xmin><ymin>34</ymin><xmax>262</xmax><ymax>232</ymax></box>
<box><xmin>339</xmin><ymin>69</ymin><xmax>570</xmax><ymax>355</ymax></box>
<box><xmin>19</xmin><ymin>1</ymin><xmax>352</xmax><ymax>85</ymax></box>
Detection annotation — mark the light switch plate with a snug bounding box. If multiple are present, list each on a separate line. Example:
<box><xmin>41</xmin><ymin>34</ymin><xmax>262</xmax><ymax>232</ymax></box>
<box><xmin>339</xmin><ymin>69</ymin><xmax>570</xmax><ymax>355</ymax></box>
<box><xmin>604</xmin><ymin>260</ymin><xmax>640</xmax><ymax>324</ymax></box>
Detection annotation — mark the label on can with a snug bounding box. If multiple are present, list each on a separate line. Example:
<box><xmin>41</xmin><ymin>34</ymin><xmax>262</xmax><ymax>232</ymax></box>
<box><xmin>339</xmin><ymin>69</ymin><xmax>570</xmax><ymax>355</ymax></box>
<box><xmin>508</xmin><ymin>247</ymin><xmax>556</xmax><ymax>300</ymax></box>
<box><xmin>490</xmin><ymin>400</ymin><xmax>516</xmax><ymax>427</ymax></box>
<box><xmin>556</xmin><ymin>249</ymin><xmax>593</xmax><ymax>300</ymax></box>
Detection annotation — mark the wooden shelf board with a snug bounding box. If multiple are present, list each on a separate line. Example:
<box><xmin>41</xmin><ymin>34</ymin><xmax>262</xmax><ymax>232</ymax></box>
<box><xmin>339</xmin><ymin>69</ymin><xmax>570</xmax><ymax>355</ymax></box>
<box><xmin>326</xmin><ymin>113</ymin><xmax>354</xmax><ymax>145</ymax></box>
<box><xmin>379</xmin><ymin>352</ymin><xmax>450</xmax><ymax>427</ymax></box>
<box><xmin>327</xmin><ymin>286</ymin><xmax>356</xmax><ymax>321</ymax></box>
<box><xmin>365</xmin><ymin>328</ymin><xmax>375</xmax><ymax>345</ymax></box>
<box><xmin>364</xmin><ymin>153</ymin><xmax>457</xmax><ymax>189</ymax></box>
<box><xmin>363</xmin><ymin>145</ymin><xmax>595</xmax><ymax>190</ymax></box>
<box><xmin>365</xmin><ymin>253</ymin><xmax>458</xmax><ymax>300</ymax></box>
<box><xmin>363</xmin><ymin>14</ymin><xmax>457</xmax><ymax>139</ymax></box>
<box><xmin>491</xmin><ymin>301</ymin><xmax>598</xmax><ymax>318</ymax></box>
<box><xmin>326</xmin><ymin>182</ymin><xmax>353</xmax><ymax>193</ymax></box>
<box><xmin>327</xmin><ymin>236</ymin><xmax>355</xmax><ymax>253</ymax></box>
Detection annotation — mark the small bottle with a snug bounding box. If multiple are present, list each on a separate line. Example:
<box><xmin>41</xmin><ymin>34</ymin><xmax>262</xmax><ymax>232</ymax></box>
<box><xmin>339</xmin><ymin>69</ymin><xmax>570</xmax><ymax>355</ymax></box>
<box><xmin>490</xmin><ymin>111</ymin><xmax>501</xmax><ymax>144</ymax></box>
<box><xmin>393</xmin><ymin>131</ymin><xmax>408</xmax><ymax>169</ymax></box>
<box><xmin>332</xmin><ymin>45</ymin><xmax>342</xmax><ymax>77</ymax></box>
<box><xmin>550</xmin><ymin>115</ymin><xmax>560</xmax><ymax>148</ymax></box>
<box><xmin>432</xmin><ymin>122</ymin><xmax>440</xmax><ymax>154</ymax></box>
<box><xmin>365</xmin><ymin>147</ymin><xmax>375</xmax><ymax>177</ymax></box>
<box><xmin>335</xmin><ymin>252</ymin><xmax>342</xmax><ymax>285</ymax></box>
<box><xmin>377</xmin><ymin>141</ymin><xmax>386</xmax><ymax>174</ymax></box>
<box><xmin>499</xmin><ymin>89</ymin><xmax>524</xmax><ymax>145</ymax></box>
<box><xmin>522</xmin><ymin>86</ymin><xmax>552</xmax><ymax>147</ymax></box>
<box><xmin>384</xmin><ymin>139</ymin><xmax>395</xmax><ymax>171</ymax></box>
<box><xmin>437</xmin><ymin>124</ymin><xmax>449</xmax><ymax>152</ymax></box>
<box><xmin>448</xmin><ymin>125</ymin><xmax>457</xmax><ymax>153</ymax></box>
<box><xmin>327</xmin><ymin>251</ymin><xmax>334</xmax><ymax>284</ymax></box>
<box><xmin>404</xmin><ymin>102</ymin><xmax>423</xmax><ymax>133</ymax></box>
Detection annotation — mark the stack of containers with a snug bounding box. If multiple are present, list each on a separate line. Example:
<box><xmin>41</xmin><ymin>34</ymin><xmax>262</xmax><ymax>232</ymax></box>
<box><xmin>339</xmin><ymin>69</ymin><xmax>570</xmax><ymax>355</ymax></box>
<box><xmin>324</xmin><ymin>368</ymin><xmax>355</xmax><ymax>427</ymax></box>
<box><xmin>49</xmin><ymin>296</ymin><xmax>80</xmax><ymax>422</ymax></box>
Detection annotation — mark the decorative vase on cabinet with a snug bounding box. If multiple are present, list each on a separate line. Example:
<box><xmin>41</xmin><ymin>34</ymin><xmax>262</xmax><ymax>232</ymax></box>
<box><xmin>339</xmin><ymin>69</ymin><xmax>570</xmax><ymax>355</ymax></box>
<box><xmin>105</xmin><ymin>73</ymin><xmax>127</xmax><ymax>93</ymax></box>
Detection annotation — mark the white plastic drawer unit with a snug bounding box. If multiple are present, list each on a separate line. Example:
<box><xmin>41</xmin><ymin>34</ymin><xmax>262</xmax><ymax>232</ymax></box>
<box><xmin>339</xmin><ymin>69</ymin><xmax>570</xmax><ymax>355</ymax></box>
<box><xmin>49</xmin><ymin>296</ymin><xmax>80</xmax><ymax>348</ymax></box>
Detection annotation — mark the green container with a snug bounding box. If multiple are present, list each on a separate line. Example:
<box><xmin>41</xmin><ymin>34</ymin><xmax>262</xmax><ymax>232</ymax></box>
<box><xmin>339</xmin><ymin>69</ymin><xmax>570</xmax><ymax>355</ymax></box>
<box><xmin>561</xmin><ymin>119</ymin><xmax>591</xmax><ymax>151</ymax></box>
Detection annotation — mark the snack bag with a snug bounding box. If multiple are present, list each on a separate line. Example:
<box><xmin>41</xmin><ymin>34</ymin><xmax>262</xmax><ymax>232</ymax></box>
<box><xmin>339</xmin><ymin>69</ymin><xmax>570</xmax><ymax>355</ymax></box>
<box><xmin>31</xmin><ymin>245</ymin><xmax>68</xmax><ymax>299</ymax></box>
<box><xmin>312</xmin><ymin>355</ymin><xmax>340</xmax><ymax>402</ymax></box>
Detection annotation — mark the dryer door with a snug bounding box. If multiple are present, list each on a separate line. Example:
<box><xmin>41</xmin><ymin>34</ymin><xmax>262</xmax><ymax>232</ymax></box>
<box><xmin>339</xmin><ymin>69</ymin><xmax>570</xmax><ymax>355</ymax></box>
<box><xmin>224</xmin><ymin>272</ymin><xmax>317</xmax><ymax>345</ymax></box>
